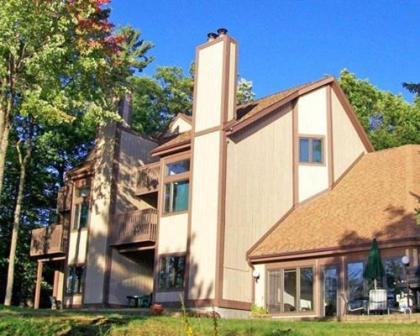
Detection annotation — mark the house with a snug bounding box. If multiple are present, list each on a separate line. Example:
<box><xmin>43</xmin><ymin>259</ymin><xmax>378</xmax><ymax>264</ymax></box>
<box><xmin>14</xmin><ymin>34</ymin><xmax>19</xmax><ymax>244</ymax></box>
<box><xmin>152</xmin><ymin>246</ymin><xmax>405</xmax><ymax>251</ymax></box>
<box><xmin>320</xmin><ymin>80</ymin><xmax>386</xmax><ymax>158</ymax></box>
<box><xmin>29</xmin><ymin>29</ymin><xmax>420</xmax><ymax>318</ymax></box>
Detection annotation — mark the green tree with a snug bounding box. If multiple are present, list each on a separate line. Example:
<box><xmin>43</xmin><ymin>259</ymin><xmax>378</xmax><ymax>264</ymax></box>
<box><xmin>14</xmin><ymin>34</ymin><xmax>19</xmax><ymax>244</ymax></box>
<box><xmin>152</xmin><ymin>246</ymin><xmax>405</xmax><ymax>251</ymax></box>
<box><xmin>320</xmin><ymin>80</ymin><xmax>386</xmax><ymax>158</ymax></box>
<box><xmin>236</xmin><ymin>77</ymin><xmax>256</xmax><ymax>105</ymax></box>
<box><xmin>339</xmin><ymin>69</ymin><xmax>420</xmax><ymax>150</ymax></box>
<box><xmin>1</xmin><ymin>0</ymin><xmax>152</xmax><ymax>306</ymax></box>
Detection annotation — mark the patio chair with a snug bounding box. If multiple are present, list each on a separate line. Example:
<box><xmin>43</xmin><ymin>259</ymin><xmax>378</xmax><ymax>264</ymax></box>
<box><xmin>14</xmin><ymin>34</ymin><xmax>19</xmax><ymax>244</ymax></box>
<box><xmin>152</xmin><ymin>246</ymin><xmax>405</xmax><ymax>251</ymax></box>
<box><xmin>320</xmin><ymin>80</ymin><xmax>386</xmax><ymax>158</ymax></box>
<box><xmin>340</xmin><ymin>293</ymin><xmax>365</xmax><ymax>315</ymax></box>
<box><xmin>367</xmin><ymin>289</ymin><xmax>389</xmax><ymax>315</ymax></box>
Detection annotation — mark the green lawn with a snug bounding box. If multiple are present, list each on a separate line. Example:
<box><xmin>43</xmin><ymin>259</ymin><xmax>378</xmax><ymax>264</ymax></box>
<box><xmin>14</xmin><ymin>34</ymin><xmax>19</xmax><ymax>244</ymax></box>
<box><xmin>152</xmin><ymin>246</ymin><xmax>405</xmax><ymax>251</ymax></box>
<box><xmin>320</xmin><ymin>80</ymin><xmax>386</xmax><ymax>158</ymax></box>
<box><xmin>0</xmin><ymin>306</ymin><xmax>419</xmax><ymax>336</ymax></box>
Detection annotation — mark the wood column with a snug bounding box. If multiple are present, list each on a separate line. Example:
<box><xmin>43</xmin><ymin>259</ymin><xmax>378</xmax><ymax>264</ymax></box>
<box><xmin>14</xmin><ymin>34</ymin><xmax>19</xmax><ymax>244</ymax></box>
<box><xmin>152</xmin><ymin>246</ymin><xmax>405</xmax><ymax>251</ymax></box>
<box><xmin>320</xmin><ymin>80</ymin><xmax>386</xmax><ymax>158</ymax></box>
<box><xmin>34</xmin><ymin>261</ymin><xmax>43</xmax><ymax>309</ymax></box>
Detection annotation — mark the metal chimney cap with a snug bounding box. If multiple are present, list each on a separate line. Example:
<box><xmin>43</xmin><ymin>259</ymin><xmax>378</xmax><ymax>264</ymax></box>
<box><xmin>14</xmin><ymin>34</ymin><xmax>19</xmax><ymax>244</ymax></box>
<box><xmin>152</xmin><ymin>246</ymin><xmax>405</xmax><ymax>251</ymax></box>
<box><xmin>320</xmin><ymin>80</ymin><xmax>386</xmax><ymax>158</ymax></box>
<box><xmin>207</xmin><ymin>32</ymin><xmax>218</xmax><ymax>41</ymax></box>
<box><xmin>217</xmin><ymin>28</ymin><xmax>228</xmax><ymax>35</ymax></box>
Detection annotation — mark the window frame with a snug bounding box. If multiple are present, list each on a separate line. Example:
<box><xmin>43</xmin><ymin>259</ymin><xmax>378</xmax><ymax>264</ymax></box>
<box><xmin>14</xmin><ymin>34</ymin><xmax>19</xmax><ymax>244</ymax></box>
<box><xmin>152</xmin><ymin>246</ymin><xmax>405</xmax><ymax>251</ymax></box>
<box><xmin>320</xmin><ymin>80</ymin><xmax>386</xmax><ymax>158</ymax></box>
<box><xmin>157</xmin><ymin>253</ymin><xmax>186</xmax><ymax>292</ymax></box>
<box><xmin>66</xmin><ymin>265</ymin><xmax>85</xmax><ymax>295</ymax></box>
<box><xmin>161</xmin><ymin>153</ymin><xmax>191</xmax><ymax>216</ymax></box>
<box><xmin>266</xmin><ymin>265</ymin><xmax>315</xmax><ymax>314</ymax></box>
<box><xmin>72</xmin><ymin>180</ymin><xmax>91</xmax><ymax>231</ymax></box>
<box><xmin>298</xmin><ymin>135</ymin><xmax>325</xmax><ymax>165</ymax></box>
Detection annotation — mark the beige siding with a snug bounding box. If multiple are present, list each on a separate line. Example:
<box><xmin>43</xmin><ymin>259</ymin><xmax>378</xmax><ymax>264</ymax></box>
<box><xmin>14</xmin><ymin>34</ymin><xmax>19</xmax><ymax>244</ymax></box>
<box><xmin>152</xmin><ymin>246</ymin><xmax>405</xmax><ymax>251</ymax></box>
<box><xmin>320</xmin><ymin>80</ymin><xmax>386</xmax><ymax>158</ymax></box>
<box><xmin>194</xmin><ymin>41</ymin><xmax>224</xmax><ymax>132</ymax></box>
<box><xmin>158</xmin><ymin>213</ymin><xmax>188</xmax><ymax>254</ymax></box>
<box><xmin>227</xmin><ymin>42</ymin><xmax>237</xmax><ymax>121</ymax></box>
<box><xmin>253</xmin><ymin>264</ymin><xmax>266</xmax><ymax>308</ymax></box>
<box><xmin>155</xmin><ymin>291</ymin><xmax>184</xmax><ymax>302</ymax></box>
<box><xmin>108</xmin><ymin>250</ymin><xmax>154</xmax><ymax>305</ymax></box>
<box><xmin>67</xmin><ymin>229</ymin><xmax>88</xmax><ymax>264</ymax></box>
<box><xmin>331</xmin><ymin>90</ymin><xmax>366</xmax><ymax>181</ymax></box>
<box><xmin>188</xmin><ymin>131</ymin><xmax>222</xmax><ymax>300</ymax></box>
<box><xmin>297</xmin><ymin>87</ymin><xmax>329</xmax><ymax>202</ymax></box>
<box><xmin>83</xmin><ymin>123</ymin><xmax>116</xmax><ymax>304</ymax></box>
<box><xmin>115</xmin><ymin>130</ymin><xmax>158</xmax><ymax>214</ymax></box>
<box><xmin>223</xmin><ymin>106</ymin><xmax>294</xmax><ymax>302</ymax></box>
<box><xmin>169</xmin><ymin>117</ymin><xmax>192</xmax><ymax>134</ymax></box>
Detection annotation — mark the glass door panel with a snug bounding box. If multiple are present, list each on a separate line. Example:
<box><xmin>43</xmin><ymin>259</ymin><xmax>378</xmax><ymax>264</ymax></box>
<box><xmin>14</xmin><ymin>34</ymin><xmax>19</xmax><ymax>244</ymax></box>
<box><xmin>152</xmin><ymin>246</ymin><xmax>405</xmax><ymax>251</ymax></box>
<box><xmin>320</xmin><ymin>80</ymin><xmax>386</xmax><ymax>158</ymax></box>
<box><xmin>324</xmin><ymin>266</ymin><xmax>339</xmax><ymax>316</ymax></box>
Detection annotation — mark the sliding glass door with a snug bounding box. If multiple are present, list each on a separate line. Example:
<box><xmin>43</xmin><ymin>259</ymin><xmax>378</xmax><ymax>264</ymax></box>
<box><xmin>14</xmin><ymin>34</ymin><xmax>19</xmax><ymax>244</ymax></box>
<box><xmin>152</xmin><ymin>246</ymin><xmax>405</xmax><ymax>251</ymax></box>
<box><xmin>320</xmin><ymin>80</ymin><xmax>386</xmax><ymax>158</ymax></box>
<box><xmin>323</xmin><ymin>265</ymin><xmax>339</xmax><ymax>316</ymax></box>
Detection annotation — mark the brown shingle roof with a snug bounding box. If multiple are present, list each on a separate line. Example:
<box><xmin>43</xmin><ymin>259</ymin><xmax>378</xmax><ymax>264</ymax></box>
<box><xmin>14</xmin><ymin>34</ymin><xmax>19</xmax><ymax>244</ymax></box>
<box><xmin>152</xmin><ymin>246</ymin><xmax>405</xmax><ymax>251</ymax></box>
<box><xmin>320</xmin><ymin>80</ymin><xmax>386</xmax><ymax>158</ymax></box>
<box><xmin>248</xmin><ymin>145</ymin><xmax>420</xmax><ymax>261</ymax></box>
<box><xmin>151</xmin><ymin>130</ymin><xmax>192</xmax><ymax>155</ymax></box>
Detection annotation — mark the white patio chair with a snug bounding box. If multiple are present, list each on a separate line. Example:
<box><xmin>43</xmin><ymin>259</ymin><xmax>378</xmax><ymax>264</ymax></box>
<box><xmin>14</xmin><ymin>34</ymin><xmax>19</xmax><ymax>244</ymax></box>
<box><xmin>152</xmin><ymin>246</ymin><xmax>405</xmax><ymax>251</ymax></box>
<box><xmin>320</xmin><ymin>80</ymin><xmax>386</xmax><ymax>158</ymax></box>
<box><xmin>367</xmin><ymin>289</ymin><xmax>389</xmax><ymax>315</ymax></box>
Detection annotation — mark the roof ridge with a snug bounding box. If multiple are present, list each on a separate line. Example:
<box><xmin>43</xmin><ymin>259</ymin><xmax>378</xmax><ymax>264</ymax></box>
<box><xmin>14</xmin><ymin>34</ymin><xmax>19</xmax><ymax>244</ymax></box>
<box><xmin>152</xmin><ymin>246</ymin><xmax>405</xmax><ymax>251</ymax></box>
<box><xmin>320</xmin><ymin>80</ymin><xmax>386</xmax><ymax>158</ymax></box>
<box><xmin>237</xmin><ymin>75</ymin><xmax>334</xmax><ymax>109</ymax></box>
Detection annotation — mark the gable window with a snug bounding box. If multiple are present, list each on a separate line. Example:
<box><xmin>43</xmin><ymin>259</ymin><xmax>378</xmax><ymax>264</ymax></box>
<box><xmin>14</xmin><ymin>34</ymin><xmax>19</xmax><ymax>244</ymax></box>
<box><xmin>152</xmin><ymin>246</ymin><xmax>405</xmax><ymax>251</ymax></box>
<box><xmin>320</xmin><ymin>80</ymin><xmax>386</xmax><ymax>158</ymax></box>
<box><xmin>163</xmin><ymin>158</ymin><xmax>190</xmax><ymax>214</ymax></box>
<box><xmin>66</xmin><ymin>265</ymin><xmax>85</xmax><ymax>295</ymax></box>
<box><xmin>158</xmin><ymin>255</ymin><xmax>186</xmax><ymax>290</ymax></box>
<box><xmin>299</xmin><ymin>137</ymin><xmax>324</xmax><ymax>164</ymax></box>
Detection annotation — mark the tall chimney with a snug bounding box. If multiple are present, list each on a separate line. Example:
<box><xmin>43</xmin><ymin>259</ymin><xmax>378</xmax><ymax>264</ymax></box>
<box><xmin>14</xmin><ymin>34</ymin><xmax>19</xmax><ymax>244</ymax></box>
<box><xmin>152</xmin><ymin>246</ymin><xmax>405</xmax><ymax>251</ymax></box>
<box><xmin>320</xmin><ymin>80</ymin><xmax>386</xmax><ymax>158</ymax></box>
<box><xmin>187</xmin><ymin>29</ymin><xmax>238</xmax><ymax>302</ymax></box>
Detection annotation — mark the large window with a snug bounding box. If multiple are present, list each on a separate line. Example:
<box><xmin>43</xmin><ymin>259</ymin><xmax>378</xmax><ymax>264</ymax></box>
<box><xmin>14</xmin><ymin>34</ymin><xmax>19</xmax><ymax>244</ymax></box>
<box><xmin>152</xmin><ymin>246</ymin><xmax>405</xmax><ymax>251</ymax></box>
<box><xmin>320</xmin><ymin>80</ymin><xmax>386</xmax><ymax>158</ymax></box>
<box><xmin>299</xmin><ymin>137</ymin><xmax>324</xmax><ymax>164</ymax></box>
<box><xmin>66</xmin><ymin>266</ymin><xmax>85</xmax><ymax>295</ymax></box>
<box><xmin>158</xmin><ymin>255</ymin><xmax>186</xmax><ymax>290</ymax></box>
<box><xmin>347</xmin><ymin>261</ymin><xmax>365</xmax><ymax>308</ymax></box>
<box><xmin>73</xmin><ymin>184</ymin><xmax>90</xmax><ymax>230</ymax></box>
<box><xmin>163</xmin><ymin>158</ymin><xmax>190</xmax><ymax>214</ymax></box>
<box><xmin>73</xmin><ymin>202</ymin><xmax>89</xmax><ymax>229</ymax></box>
<box><xmin>384</xmin><ymin>257</ymin><xmax>404</xmax><ymax>305</ymax></box>
<box><xmin>267</xmin><ymin>267</ymin><xmax>314</xmax><ymax>314</ymax></box>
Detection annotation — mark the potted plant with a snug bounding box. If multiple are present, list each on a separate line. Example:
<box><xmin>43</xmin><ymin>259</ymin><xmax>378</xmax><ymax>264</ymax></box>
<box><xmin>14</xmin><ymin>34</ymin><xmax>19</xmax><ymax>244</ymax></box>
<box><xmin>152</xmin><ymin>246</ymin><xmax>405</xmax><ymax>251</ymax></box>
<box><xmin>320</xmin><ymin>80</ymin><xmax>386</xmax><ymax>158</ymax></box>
<box><xmin>150</xmin><ymin>303</ymin><xmax>164</xmax><ymax>315</ymax></box>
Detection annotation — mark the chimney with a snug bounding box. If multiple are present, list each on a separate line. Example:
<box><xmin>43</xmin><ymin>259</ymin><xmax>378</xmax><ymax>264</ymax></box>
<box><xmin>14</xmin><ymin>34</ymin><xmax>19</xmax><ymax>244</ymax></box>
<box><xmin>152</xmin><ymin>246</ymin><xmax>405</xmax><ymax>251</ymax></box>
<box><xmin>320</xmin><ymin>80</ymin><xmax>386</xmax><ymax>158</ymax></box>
<box><xmin>187</xmin><ymin>29</ymin><xmax>238</xmax><ymax>302</ymax></box>
<box><xmin>193</xmin><ymin>28</ymin><xmax>238</xmax><ymax>131</ymax></box>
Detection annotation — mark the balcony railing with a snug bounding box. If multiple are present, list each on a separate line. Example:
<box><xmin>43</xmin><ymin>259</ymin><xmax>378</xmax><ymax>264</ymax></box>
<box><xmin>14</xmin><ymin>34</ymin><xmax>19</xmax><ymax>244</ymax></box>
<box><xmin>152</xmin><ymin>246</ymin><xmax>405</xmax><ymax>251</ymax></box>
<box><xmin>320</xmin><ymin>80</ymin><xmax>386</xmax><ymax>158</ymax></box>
<box><xmin>112</xmin><ymin>208</ymin><xmax>158</xmax><ymax>247</ymax></box>
<box><xmin>136</xmin><ymin>163</ymin><xmax>160</xmax><ymax>195</ymax></box>
<box><xmin>30</xmin><ymin>224</ymin><xmax>66</xmax><ymax>257</ymax></box>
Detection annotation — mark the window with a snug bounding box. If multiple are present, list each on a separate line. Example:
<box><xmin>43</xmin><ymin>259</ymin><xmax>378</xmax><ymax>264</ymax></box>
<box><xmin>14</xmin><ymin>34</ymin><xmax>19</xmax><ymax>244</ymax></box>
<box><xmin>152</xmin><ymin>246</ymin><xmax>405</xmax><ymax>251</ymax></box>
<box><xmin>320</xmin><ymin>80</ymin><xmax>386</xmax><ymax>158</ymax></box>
<box><xmin>66</xmin><ymin>266</ymin><xmax>85</xmax><ymax>295</ymax></box>
<box><xmin>165</xmin><ymin>159</ymin><xmax>190</xmax><ymax>176</ymax></box>
<box><xmin>283</xmin><ymin>269</ymin><xmax>297</xmax><ymax>312</ymax></box>
<box><xmin>300</xmin><ymin>268</ymin><xmax>314</xmax><ymax>312</ymax></box>
<box><xmin>73</xmin><ymin>202</ymin><xmax>89</xmax><ymax>229</ymax></box>
<box><xmin>267</xmin><ymin>267</ymin><xmax>314</xmax><ymax>313</ymax></box>
<box><xmin>347</xmin><ymin>261</ymin><xmax>365</xmax><ymax>308</ymax></box>
<box><xmin>163</xmin><ymin>158</ymin><xmax>190</xmax><ymax>214</ymax></box>
<box><xmin>299</xmin><ymin>137</ymin><xmax>324</xmax><ymax>163</ymax></box>
<box><xmin>158</xmin><ymin>255</ymin><xmax>186</xmax><ymax>290</ymax></box>
<box><xmin>384</xmin><ymin>257</ymin><xmax>404</xmax><ymax>304</ymax></box>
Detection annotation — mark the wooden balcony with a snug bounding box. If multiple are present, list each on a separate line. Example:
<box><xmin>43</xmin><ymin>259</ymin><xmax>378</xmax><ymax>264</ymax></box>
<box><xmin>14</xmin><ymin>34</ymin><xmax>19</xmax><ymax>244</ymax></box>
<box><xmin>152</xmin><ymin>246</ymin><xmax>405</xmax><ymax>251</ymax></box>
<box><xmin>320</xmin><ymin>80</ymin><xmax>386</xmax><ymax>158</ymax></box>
<box><xmin>30</xmin><ymin>224</ymin><xmax>66</xmax><ymax>258</ymax></box>
<box><xmin>111</xmin><ymin>209</ymin><xmax>158</xmax><ymax>249</ymax></box>
<box><xmin>136</xmin><ymin>163</ymin><xmax>160</xmax><ymax>195</ymax></box>
<box><xmin>57</xmin><ymin>185</ymin><xmax>72</xmax><ymax>212</ymax></box>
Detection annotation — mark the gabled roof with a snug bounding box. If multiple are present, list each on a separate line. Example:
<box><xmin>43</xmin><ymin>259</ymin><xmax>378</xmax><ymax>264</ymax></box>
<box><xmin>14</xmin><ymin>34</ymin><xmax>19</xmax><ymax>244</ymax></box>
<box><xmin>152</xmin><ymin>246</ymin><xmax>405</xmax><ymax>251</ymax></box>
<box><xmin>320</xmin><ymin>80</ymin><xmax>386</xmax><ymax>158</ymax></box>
<box><xmin>248</xmin><ymin>145</ymin><xmax>420</xmax><ymax>263</ymax></box>
<box><xmin>151</xmin><ymin>76</ymin><xmax>373</xmax><ymax>156</ymax></box>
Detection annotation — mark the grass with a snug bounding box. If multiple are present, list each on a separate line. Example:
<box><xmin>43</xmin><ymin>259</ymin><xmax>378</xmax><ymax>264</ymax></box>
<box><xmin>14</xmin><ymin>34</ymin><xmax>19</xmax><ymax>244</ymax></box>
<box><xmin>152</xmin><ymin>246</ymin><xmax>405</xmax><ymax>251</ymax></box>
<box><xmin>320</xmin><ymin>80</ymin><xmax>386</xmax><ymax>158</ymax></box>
<box><xmin>0</xmin><ymin>306</ymin><xmax>419</xmax><ymax>336</ymax></box>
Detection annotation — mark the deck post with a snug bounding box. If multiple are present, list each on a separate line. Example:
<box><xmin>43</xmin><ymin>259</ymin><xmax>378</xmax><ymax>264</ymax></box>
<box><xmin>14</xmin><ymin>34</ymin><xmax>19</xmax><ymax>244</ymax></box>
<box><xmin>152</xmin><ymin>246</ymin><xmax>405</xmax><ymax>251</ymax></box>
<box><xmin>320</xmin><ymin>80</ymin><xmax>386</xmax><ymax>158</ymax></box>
<box><xmin>34</xmin><ymin>260</ymin><xmax>43</xmax><ymax>309</ymax></box>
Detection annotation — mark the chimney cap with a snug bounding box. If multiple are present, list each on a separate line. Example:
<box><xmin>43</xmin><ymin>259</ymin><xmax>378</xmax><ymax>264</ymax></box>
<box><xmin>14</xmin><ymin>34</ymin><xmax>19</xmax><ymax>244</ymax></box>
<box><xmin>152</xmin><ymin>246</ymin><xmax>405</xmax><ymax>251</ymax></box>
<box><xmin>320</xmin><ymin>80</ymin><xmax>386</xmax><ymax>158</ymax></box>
<box><xmin>207</xmin><ymin>32</ymin><xmax>218</xmax><ymax>41</ymax></box>
<box><xmin>217</xmin><ymin>28</ymin><xmax>228</xmax><ymax>35</ymax></box>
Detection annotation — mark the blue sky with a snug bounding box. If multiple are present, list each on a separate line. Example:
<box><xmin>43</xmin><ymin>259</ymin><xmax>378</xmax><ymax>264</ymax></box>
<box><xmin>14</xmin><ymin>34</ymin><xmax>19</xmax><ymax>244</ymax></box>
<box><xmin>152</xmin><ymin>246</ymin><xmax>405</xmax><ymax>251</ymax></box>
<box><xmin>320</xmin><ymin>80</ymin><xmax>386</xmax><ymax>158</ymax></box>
<box><xmin>110</xmin><ymin>0</ymin><xmax>419</xmax><ymax>101</ymax></box>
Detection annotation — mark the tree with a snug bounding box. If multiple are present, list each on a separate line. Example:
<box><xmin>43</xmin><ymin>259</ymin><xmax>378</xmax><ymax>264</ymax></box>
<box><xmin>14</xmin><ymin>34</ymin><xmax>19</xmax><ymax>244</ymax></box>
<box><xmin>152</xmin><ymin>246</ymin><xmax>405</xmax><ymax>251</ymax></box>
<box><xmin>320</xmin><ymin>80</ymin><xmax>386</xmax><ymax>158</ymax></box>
<box><xmin>130</xmin><ymin>66</ymin><xmax>255</xmax><ymax>136</ymax></box>
<box><xmin>0</xmin><ymin>0</ymin><xmax>153</xmax><ymax>196</ymax></box>
<box><xmin>339</xmin><ymin>69</ymin><xmax>420</xmax><ymax>150</ymax></box>
<box><xmin>1</xmin><ymin>0</ymin><xmax>152</xmax><ymax>306</ymax></box>
<box><xmin>236</xmin><ymin>78</ymin><xmax>256</xmax><ymax>105</ymax></box>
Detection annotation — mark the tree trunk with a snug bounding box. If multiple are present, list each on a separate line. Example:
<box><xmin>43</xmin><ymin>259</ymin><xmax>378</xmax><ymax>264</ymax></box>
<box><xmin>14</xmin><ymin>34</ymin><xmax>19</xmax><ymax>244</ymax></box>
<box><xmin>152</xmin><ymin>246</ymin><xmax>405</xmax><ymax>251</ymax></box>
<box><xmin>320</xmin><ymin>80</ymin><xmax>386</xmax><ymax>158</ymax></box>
<box><xmin>4</xmin><ymin>135</ymin><xmax>32</xmax><ymax>306</ymax></box>
<box><xmin>0</xmin><ymin>124</ymin><xmax>10</xmax><ymax>196</ymax></box>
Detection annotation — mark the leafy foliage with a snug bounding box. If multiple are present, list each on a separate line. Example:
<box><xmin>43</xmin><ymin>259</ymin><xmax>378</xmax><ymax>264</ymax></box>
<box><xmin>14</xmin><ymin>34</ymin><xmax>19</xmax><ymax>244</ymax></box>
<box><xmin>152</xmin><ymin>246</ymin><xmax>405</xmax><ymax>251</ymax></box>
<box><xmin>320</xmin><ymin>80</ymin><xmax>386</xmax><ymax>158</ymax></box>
<box><xmin>0</xmin><ymin>0</ymin><xmax>151</xmax><ymax>305</ymax></box>
<box><xmin>339</xmin><ymin>69</ymin><xmax>420</xmax><ymax>150</ymax></box>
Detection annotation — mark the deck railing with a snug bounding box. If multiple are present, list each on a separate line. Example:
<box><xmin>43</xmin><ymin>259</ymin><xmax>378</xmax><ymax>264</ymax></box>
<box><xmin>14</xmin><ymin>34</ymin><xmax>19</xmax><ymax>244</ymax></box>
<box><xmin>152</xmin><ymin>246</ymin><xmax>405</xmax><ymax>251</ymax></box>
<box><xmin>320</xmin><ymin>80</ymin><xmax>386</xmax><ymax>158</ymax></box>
<box><xmin>30</xmin><ymin>224</ymin><xmax>65</xmax><ymax>257</ymax></box>
<box><xmin>136</xmin><ymin>163</ymin><xmax>160</xmax><ymax>195</ymax></box>
<box><xmin>112</xmin><ymin>208</ymin><xmax>158</xmax><ymax>246</ymax></box>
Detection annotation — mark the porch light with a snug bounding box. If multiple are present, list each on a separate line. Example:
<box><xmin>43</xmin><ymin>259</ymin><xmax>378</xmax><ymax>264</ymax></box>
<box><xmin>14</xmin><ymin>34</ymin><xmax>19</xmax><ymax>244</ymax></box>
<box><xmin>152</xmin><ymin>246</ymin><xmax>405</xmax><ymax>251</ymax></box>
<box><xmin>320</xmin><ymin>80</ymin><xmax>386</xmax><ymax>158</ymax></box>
<box><xmin>402</xmin><ymin>256</ymin><xmax>410</xmax><ymax>267</ymax></box>
<box><xmin>252</xmin><ymin>270</ymin><xmax>260</xmax><ymax>280</ymax></box>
